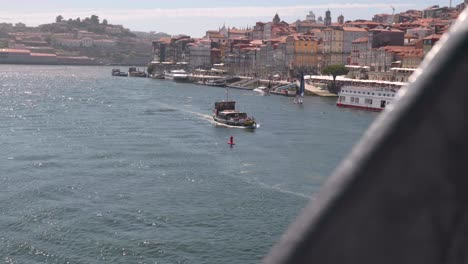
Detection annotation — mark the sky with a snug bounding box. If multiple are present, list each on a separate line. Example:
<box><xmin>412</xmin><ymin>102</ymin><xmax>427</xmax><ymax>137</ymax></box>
<box><xmin>0</xmin><ymin>0</ymin><xmax>455</xmax><ymax>37</ymax></box>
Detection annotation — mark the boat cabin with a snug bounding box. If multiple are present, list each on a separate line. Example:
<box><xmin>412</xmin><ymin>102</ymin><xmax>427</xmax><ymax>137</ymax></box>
<box><xmin>214</xmin><ymin>101</ymin><xmax>236</xmax><ymax>112</ymax></box>
<box><xmin>217</xmin><ymin>110</ymin><xmax>248</xmax><ymax>120</ymax></box>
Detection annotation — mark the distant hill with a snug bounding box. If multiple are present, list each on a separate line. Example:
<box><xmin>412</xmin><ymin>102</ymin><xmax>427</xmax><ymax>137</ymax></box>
<box><xmin>133</xmin><ymin>31</ymin><xmax>171</xmax><ymax>40</ymax></box>
<box><xmin>38</xmin><ymin>15</ymin><xmax>136</xmax><ymax>38</ymax></box>
<box><xmin>0</xmin><ymin>15</ymin><xmax>171</xmax><ymax>66</ymax></box>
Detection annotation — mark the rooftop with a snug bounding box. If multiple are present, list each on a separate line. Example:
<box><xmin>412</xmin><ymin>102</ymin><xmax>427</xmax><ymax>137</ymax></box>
<box><xmin>352</xmin><ymin>37</ymin><xmax>369</xmax><ymax>43</ymax></box>
<box><xmin>0</xmin><ymin>48</ymin><xmax>30</xmax><ymax>53</ymax></box>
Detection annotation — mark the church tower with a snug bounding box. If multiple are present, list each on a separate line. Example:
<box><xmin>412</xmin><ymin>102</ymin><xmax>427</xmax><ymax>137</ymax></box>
<box><xmin>306</xmin><ymin>11</ymin><xmax>316</xmax><ymax>23</ymax></box>
<box><xmin>325</xmin><ymin>10</ymin><xmax>332</xmax><ymax>26</ymax></box>
<box><xmin>338</xmin><ymin>14</ymin><xmax>344</xmax><ymax>24</ymax></box>
<box><xmin>273</xmin><ymin>13</ymin><xmax>281</xmax><ymax>24</ymax></box>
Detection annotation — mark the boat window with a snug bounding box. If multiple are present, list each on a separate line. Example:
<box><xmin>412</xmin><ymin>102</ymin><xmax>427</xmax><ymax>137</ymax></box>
<box><xmin>368</xmin><ymin>92</ymin><xmax>370</xmax><ymax>95</ymax></box>
<box><xmin>378</xmin><ymin>93</ymin><xmax>381</xmax><ymax>96</ymax></box>
<box><xmin>365</xmin><ymin>98</ymin><xmax>372</xmax><ymax>105</ymax></box>
<box><xmin>372</xmin><ymin>93</ymin><xmax>375</xmax><ymax>95</ymax></box>
<box><xmin>355</xmin><ymin>98</ymin><xmax>360</xmax><ymax>103</ymax></box>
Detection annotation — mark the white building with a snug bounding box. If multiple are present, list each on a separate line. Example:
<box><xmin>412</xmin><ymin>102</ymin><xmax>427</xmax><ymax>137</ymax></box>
<box><xmin>81</xmin><ymin>37</ymin><xmax>94</xmax><ymax>48</ymax></box>
<box><xmin>94</xmin><ymin>39</ymin><xmax>117</xmax><ymax>48</ymax></box>
<box><xmin>55</xmin><ymin>38</ymin><xmax>81</xmax><ymax>48</ymax></box>
<box><xmin>188</xmin><ymin>40</ymin><xmax>212</xmax><ymax>70</ymax></box>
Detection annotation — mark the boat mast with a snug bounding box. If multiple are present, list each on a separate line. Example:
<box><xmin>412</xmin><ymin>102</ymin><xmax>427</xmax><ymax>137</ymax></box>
<box><xmin>226</xmin><ymin>86</ymin><xmax>229</xmax><ymax>101</ymax></box>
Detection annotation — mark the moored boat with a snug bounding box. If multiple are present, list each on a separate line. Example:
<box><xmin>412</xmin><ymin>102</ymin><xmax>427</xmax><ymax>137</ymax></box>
<box><xmin>205</xmin><ymin>79</ymin><xmax>227</xmax><ymax>87</ymax></box>
<box><xmin>213</xmin><ymin>101</ymin><xmax>257</xmax><ymax>129</ymax></box>
<box><xmin>151</xmin><ymin>73</ymin><xmax>165</xmax><ymax>79</ymax></box>
<box><xmin>128</xmin><ymin>67</ymin><xmax>147</xmax><ymax>77</ymax></box>
<box><xmin>253</xmin><ymin>86</ymin><xmax>270</xmax><ymax>96</ymax></box>
<box><xmin>111</xmin><ymin>69</ymin><xmax>128</xmax><ymax>77</ymax></box>
<box><xmin>164</xmin><ymin>69</ymin><xmax>189</xmax><ymax>82</ymax></box>
<box><xmin>336</xmin><ymin>86</ymin><xmax>398</xmax><ymax>111</ymax></box>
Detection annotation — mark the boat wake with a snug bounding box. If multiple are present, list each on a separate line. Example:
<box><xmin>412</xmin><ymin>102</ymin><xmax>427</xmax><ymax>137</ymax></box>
<box><xmin>255</xmin><ymin>181</ymin><xmax>312</xmax><ymax>200</ymax></box>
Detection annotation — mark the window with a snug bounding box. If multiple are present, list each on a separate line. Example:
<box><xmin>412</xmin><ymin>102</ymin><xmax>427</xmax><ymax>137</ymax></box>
<box><xmin>365</xmin><ymin>98</ymin><xmax>373</xmax><ymax>105</ymax></box>
<box><xmin>355</xmin><ymin>98</ymin><xmax>360</xmax><ymax>103</ymax></box>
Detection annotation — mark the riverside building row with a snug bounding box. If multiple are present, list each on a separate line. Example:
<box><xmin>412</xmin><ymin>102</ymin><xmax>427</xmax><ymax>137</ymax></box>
<box><xmin>151</xmin><ymin>2</ymin><xmax>466</xmax><ymax>82</ymax></box>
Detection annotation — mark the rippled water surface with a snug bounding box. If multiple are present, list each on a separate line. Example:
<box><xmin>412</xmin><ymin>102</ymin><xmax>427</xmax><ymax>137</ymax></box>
<box><xmin>0</xmin><ymin>65</ymin><xmax>376</xmax><ymax>263</ymax></box>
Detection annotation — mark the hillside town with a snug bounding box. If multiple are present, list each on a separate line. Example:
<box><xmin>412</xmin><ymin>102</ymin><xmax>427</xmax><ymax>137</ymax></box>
<box><xmin>0</xmin><ymin>15</ymin><xmax>169</xmax><ymax>65</ymax></box>
<box><xmin>150</xmin><ymin>1</ymin><xmax>466</xmax><ymax>83</ymax></box>
<box><xmin>0</xmin><ymin>1</ymin><xmax>466</xmax><ymax>84</ymax></box>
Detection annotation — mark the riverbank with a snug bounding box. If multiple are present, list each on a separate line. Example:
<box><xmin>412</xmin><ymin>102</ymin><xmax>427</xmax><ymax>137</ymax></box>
<box><xmin>189</xmin><ymin>74</ymin><xmax>338</xmax><ymax>97</ymax></box>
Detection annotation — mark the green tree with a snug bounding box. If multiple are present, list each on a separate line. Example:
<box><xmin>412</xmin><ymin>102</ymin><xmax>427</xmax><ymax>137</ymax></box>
<box><xmin>102</xmin><ymin>19</ymin><xmax>108</xmax><ymax>26</ymax></box>
<box><xmin>321</xmin><ymin>64</ymin><xmax>349</xmax><ymax>93</ymax></box>
<box><xmin>90</xmin><ymin>15</ymin><xmax>100</xmax><ymax>24</ymax></box>
<box><xmin>56</xmin><ymin>15</ymin><xmax>63</xmax><ymax>23</ymax></box>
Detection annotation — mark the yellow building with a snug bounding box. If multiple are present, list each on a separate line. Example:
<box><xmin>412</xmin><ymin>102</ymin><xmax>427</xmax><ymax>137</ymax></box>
<box><xmin>285</xmin><ymin>34</ymin><xmax>319</xmax><ymax>72</ymax></box>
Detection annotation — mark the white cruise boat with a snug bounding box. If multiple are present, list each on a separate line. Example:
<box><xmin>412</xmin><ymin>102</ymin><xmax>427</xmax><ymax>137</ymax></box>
<box><xmin>336</xmin><ymin>86</ymin><xmax>398</xmax><ymax>111</ymax></box>
<box><xmin>164</xmin><ymin>69</ymin><xmax>189</xmax><ymax>82</ymax></box>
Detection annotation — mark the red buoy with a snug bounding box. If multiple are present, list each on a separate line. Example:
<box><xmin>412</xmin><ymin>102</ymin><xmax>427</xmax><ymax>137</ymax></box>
<box><xmin>228</xmin><ymin>136</ymin><xmax>235</xmax><ymax>146</ymax></box>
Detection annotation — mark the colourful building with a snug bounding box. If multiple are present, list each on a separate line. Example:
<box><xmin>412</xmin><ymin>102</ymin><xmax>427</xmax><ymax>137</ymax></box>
<box><xmin>285</xmin><ymin>34</ymin><xmax>318</xmax><ymax>74</ymax></box>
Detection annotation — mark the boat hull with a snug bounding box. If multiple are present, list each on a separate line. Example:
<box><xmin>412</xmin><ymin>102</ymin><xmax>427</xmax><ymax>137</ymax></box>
<box><xmin>112</xmin><ymin>73</ymin><xmax>128</xmax><ymax>77</ymax></box>
<box><xmin>213</xmin><ymin>116</ymin><xmax>257</xmax><ymax>129</ymax></box>
<box><xmin>173</xmin><ymin>77</ymin><xmax>190</xmax><ymax>82</ymax></box>
<box><xmin>336</xmin><ymin>103</ymin><xmax>383</xmax><ymax>112</ymax></box>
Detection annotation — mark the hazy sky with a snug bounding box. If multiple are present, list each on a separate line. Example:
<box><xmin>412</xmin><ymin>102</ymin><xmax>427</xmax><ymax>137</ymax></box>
<box><xmin>0</xmin><ymin>0</ymin><xmax>454</xmax><ymax>37</ymax></box>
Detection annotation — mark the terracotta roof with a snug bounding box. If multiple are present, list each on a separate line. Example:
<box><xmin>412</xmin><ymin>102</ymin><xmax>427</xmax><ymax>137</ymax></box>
<box><xmin>343</xmin><ymin>27</ymin><xmax>368</xmax><ymax>32</ymax></box>
<box><xmin>378</xmin><ymin>46</ymin><xmax>424</xmax><ymax>58</ymax></box>
<box><xmin>30</xmin><ymin>53</ymin><xmax>56</xmax><ymax>57</ymax></box>
<box><xmin>250</xmin><ymin>40</ymin><xmax>263</xmax><ymax>45</ymax></box>
<box><xmin>288</xmin><ymin>34</ymin><xmax>316</xmax><ymax>41</ymax></box>
<box><xmin>404</xmin><ymin>34</ymin><xmax>419</xmax><ymax>39</ymax></box>
<box><xmin>352</xmin><ymin>37</ymin><xmax>368</xmax><ymax>43</ymax></box>
<box><xmin>370</xmin><ymin>28</ymin><xmax>403</xmax><ymax>33</ymax></box>
<box><xmin>209</xmin><ymin>33</ymin><xmax>226</xmax><ymax>39</ymax></box>
<box><xmin>424</xmin><ymin>34</ymin><xmax>442</xmax><ymax>40</ymax></box>
<box><xmin>346</xmin><ymin>21</ymin><xmax>382</xmax><ymax>26</ymax></box>
<box><xmin>157</xmin><ymin>37</ymin><xmax>171</xmax><ymax>44</ymax></box>
<box><xmin>269</xmin><ymin>36</ymin><xmax>288</xmax><ymax>43</ymax></box>
<box><xmin>229</xmin><ymin>29</ymin><xmax>248</xmax><ymax>34</ymax></box>
<box><xmin>0</xmin><ymin>48</ymin><xmax>30</xmax><ymax>53</ymax></box>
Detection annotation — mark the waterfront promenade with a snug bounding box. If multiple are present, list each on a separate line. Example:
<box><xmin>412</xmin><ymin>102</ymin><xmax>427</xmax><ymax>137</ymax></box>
<box><xmin>190</xmin><ymin>74</ymin><xmax>338</xmax><ymax>97</ymax></box>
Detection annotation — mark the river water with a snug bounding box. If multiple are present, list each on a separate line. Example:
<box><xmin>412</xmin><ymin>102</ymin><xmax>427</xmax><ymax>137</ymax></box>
<box><xmin>0</xmin><ymin>65</ymin><xmax>376</xmax><ymax>263</ymax></box>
